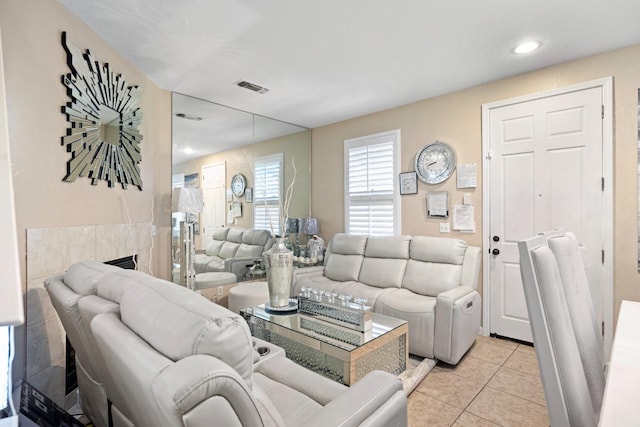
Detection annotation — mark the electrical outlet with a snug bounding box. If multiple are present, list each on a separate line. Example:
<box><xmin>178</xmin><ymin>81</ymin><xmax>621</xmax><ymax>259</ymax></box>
<box><xmin>439</xmin><ymin>222</ymin><xmax>450</xmax><ymax>233</ymax></box>
<box><xmin>217</xmin><ymin>286</ymin><xmax>224</xmax><ymax>296</ymax></box>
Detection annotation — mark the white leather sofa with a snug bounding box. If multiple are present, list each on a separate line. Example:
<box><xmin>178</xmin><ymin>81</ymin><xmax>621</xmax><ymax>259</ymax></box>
<box><xmin>47</xmin><ymin>260</ymin><xmax>407</xmax><ymax>427</ymax></box>
<box><xmin>292</xmin><ymin>234</ymin><xmax>482</xmax><ymax>365</ymax></box>
<box><xmin>194</xmin><ymin>227</ymin><xmax>273</xmax><ymax>280</ymax></box>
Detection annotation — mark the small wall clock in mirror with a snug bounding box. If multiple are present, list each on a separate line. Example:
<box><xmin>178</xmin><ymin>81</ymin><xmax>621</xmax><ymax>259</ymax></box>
<box><xmin>415</xmin><ymin>141</ymin><xmax>456</xmax><ymax>184</ymax></box>
<box><xmin>231</xmin><ymin>173</ymin><xmax>247</xmax><ymax>197</ymax></box>
<box><xmin>61</xmin><ymin>31</ymin><xmax>143</xmax><ymax>190</ymax></box>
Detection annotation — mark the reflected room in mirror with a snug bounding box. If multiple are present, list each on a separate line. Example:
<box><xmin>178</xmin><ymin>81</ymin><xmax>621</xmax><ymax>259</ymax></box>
<box><xmin>171</xmin><ymin>93</ymin><xmax>312</xmax><ymax>285</ymax></box>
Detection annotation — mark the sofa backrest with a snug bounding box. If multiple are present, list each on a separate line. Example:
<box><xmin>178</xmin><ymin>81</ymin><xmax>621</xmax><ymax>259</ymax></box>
<box><xmin>323</xmin><ymin>233</ymin><xmax>368</xmax><ymax>281</ymax></box>
<box><xmin>359</xmin><ymin>235</ymin><xmax>411</xmax><ymax>288</ymax></box>
<box><xmin>116</xmin><ymin>274</ymin><xmax>255</xmax><ymax>387</ymax></box>
<box><xmin>204</xmin><ymin>227</ymin><xmax>229</xmax><ymax>256</ymax></box>
<box><xmin>402</xmin><ymin>236</ymin><xmax>468</xmax><ymax>296</ymax></box>
<box><xmin>322</xmin><ymin>234</ymin><xmax>474</xmax><ymax>296</ymax></box>
<box><xmin>237</xmin><ymin>229</ymin><xmax>272</xmax><ymax>258</ymax></box>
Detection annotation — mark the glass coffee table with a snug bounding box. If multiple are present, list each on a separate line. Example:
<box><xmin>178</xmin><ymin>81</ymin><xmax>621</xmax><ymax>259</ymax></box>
<box><xmin>241</xmin><ymin>304</ymin><xmax>408</xmax><ymax>385</ymax></box>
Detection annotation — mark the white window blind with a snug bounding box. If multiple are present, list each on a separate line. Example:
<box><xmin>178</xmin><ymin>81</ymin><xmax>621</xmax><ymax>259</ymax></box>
<box><xmin>345</xmin><ymin>130</ymin><xmax>400</xmax><ymax>236</ymax></box>
<box><xmin>253</xmin><ymin>153</ymin><xmax>283</xmax><ymax>234</ymax></box>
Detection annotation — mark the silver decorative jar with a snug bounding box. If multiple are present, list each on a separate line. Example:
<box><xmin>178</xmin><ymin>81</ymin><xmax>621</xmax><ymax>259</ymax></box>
<box><xmin>263</xmin><ymin>237</ymin><xmax>294</xmax><ymax>308</ymax></box>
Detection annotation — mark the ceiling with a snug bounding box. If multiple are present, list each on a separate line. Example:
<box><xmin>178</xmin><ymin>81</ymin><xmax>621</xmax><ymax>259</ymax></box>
<box><xmin>59</xmin><ymin>0</ymin><xmax>640</xmax><ymax>161</ymax></box>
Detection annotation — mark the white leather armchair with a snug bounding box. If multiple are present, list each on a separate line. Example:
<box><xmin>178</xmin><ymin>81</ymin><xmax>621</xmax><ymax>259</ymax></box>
<box><xmin>89</xmin><ymin>268</ymin><xmax>407</xmax><ymax>427</ymax></box>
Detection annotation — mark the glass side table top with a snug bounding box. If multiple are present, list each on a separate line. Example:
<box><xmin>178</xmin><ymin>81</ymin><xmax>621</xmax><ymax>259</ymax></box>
<box><xmin>243</xmin><ymin>304</ymin><xmax>407</xmax><ymax>351</ymax></box>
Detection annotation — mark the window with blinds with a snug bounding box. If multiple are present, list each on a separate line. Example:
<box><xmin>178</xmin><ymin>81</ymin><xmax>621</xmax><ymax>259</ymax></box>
<box><xmin>344</xmin><ymin>130</ymin><xmax>400</xmax><ymax>236</ymax></box>
<box><xmin>253</xmin><ymin>153</ymin><xmax>283</xmax><ymax>234</ymax></box>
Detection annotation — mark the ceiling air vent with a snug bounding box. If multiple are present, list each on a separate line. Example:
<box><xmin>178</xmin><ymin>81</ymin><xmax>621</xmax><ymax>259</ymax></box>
<box><xmin>175</xmin><ymin>113</ymin><xmax>203</xmax><ymax>121</ymax></box>
<box><xmin>236</xmin><ymin>80</ymin><xmax>269</xmax><ymax>94</ymax></box>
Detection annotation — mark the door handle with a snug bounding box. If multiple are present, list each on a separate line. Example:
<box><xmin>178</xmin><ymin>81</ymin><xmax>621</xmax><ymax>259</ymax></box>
<box><xmin>492</xmin><ymin>248</ymin><xmax>500</xmax><ymax>255</ymax></box>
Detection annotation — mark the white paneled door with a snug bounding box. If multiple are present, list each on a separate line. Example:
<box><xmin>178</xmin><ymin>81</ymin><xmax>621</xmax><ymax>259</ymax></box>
<box><xmin>202</xmin><ymin>162</ymin><xmax>226</xmax><ymax>246</ymax></box>
<box><xmin>485</xmin><ymin>84</ymin><xmax>607</xmax><ymax>343</ymax></box>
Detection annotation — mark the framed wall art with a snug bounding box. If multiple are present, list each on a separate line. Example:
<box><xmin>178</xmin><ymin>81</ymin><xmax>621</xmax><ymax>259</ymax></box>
<box><xmin>399</xmin><ymin>171</ymin><xmax>418</xmax><ymax>195</ymax></box>
<box><xmin>60</xmin><ymin>32</ymin><xmax>143</xmax><ymax>190</ymax></box>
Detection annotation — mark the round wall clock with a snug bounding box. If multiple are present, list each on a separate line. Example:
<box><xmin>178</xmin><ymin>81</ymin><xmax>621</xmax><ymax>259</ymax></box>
<box><xmin>415</xmin><ymin>141</ymin><xmax>456</xmax><ymax>184</ymax></box>
<box><xmin>231</xmin><ymin>173</ymin><xmax>247</xmax><ymax>197</ymax></box>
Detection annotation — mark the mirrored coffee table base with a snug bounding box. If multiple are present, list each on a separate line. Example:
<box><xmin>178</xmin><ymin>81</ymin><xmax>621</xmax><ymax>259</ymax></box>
<box><xmin>242</xmin><ymin>304</ymin><xmax>408</xmax><ymax>385</ymax></box>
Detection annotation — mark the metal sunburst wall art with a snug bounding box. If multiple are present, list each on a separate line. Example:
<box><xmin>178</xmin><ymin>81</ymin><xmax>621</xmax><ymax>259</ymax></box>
<box><xmin>60</xmin><ymin>31</ymin><xmax>143</xmax><ymax>190</ymax></box>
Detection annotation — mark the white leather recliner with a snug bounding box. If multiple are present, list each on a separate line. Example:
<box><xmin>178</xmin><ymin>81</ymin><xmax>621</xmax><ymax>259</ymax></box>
<box><xmin>194</xmin><ymin>227</ymin><xmax>273</xmax><ymax>280</ymax></box>
<box><xmin>293</xmin><ymin>234</ymin><xmax>482</xmax><ymax>364</ymax></box>
<box><xmin>49</xmin><ymin>261</ymin><xmax>407</xmax><ymax>427</ymax></box>
<box><xmin>93</xmin><ymin>267</ymin><xmax>406</xmax><ymax>427</ymax></box>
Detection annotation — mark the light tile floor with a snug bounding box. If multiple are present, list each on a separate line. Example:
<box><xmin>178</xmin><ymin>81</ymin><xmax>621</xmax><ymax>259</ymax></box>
<box><xmin>408</xmin><ymin>336</ymin><xmax>550</xmax><ymax>426</ymax></box>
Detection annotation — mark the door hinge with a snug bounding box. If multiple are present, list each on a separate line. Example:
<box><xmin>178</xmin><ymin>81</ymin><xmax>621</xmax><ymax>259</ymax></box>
<box><xmin>486</xmin><ymin>151</ymin><xmax>492</xmax><ymax>160</ymax></box>
<box><xmin>601</xmin><ymin>105</ymin><xmax>604</xmax><ymax>119</ymax></box>
<box><xmin>602</xmin><ymin>249</ymin><xmax>605</xmax><ymax>264</ymax></box>
<box><xmin>602</xmin><ymin>177</ymin><xmax>604</xmax><ymax>191</ymax></box>
<box><xmin>602</xmin><ymin>321</ymin><xmax>605</xmax><ymax>337</ymax></box>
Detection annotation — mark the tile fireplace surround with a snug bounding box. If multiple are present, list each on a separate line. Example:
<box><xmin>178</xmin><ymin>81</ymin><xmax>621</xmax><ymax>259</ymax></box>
<box><xmin>24</xmin><ymin>223</ymin><xmax>154</xmax><ymax>405</ymax></box>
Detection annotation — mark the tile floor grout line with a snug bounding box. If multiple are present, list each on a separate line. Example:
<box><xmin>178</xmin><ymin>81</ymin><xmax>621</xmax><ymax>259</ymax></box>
<box><xmin>449</xmin><ymin>342</ymin><xmax>520</xmax><ymax>426</ymax></box>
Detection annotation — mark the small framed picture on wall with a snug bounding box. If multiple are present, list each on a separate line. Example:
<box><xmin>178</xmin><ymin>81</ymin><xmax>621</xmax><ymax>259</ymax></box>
<box><xmin>245</xmin><ymin>188</ymin><xmax>253</xmax><ymax>203</ymax></box>
<box><xmin>399</xmin><ymin>171</ymin><xmax>418</xmax><ymax>195</ymax></box>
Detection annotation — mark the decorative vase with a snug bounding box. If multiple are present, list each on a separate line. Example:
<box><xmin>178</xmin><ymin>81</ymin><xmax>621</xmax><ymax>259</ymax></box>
<box><xmin>263</xmin><ymin>237</ymin><xmax>294</xmax><ymax>308</ymax></box>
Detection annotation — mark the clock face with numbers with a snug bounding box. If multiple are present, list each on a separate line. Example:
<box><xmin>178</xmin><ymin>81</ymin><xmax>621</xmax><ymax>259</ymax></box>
<box><xmin>231</xmin><ymin>173</ymin><xmax>246</xmax><ymax>197</ymax></box>
<box><xmin>415</xmin><ymin>141</ymin><xmax>456</xmax><ymax>184</ymax></box>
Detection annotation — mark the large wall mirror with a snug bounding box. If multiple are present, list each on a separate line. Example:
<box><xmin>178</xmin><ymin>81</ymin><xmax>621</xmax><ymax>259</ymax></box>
<box><xmin>171</xmin><ymin>93</ymin><xmax>311</xmax><ymax>283</ymax></box>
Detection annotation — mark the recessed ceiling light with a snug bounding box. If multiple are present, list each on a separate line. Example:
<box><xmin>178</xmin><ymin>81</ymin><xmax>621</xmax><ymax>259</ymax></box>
<box><xmin>513</xmin><ymin>41</ymin><xmax>541</xmax><ymax>54</ymax></box>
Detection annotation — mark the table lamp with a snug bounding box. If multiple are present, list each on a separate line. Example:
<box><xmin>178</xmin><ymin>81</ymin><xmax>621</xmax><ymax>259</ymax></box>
<box><xmin>172</xmin><ymin>187</ymin><xmax>204</xmax><ymax>290</ymax></box>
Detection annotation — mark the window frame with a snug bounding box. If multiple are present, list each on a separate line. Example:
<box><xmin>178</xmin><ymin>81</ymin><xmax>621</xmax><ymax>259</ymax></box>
<box><xmin>343</xmin><ymin>129</ymin><xmax>401</xmax><ymax>236</ymax></box>
<box><xmin>253</xmin><ymin>152</ymin><xmax>284</xmax><ymax>234</ymax></box>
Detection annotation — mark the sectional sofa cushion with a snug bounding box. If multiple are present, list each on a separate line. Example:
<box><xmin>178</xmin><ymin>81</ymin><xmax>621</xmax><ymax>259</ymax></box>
<box><xmin>359</xmin><ymin>235</ymin><xmax>410</xmax><ymax>288</ymax></box>
<box><xmin>402</xmin><ymin>236</ymin><xmax>467</xmax><ymax>296</ymax></box>
<box><xmin>227</xmin><ymin>227</ymin><xmax>244</xmax><ymax>243</ymax></box>
<box><xmin>64</xmin><ymin>260</ymin><xmax>120</xmax><ymax>295</ymax></box>
<box><xmin>324</xmin><ymin>234</ymin><xmax>368</xmax><ymax>282</ymax></box>
<box><xmin>205</xmin><ymin>239</ymin><xmax>224</xmax><ymax>256</ymax></box>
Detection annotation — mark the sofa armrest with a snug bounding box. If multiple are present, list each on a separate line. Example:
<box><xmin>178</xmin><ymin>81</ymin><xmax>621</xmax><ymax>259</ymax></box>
<box><xmin>303</xmin><ymin>371</ymin><xmax>407</xmax><ymax>427</ymax></box>
<box><xmin>461</xmin><ymin>246</ymin><xmax>481</xmax><ymax>289</ymax></box>
<box><xmin>224</xmin><ymin>257</ymin><xmax>257</xmax><ymax>281</ymax></box>
<box><xmin>434</xmin><ymin>286</ymin><xmax>481</xmax><ymax>364</ymax></box>
<box><xmin>152</xmin><ymin>354</ymin><xmax>263</xmax><ymax>427</ymax></box>
<box><xmin>291</xmin><ymin>266</ymin><xmax>325</xmax><ymax>296</ymax></box>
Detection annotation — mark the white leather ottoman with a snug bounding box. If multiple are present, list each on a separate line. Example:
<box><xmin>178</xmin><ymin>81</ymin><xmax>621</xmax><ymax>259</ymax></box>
<box><xmin>228</xmin><ymin>281</ymin><xmax>269</xmax><ymax>314</ymax></box>
<box><xmin>193</xmin><ymin>272</ymin><xmax>238</xmax><ymax>291</ymax></box>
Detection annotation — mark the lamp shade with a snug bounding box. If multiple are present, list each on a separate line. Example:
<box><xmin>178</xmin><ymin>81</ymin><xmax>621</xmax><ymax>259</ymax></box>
<box><xmin>172</xmin><ymin>187</ymin><xmax>204</xmax><ymax>213</ymax></box>
<box><xmin>286</xmin><ymin>218</ymin><xmax>299</xmax><ymax>234</ymax></box>
<box><xmin>299</xmin><ymin>217</ymin><xmax>319</xmax><ymax>235</ymax></box>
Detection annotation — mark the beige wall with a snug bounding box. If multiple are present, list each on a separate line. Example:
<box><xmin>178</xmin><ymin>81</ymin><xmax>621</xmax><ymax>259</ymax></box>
<box><xmin>1</xmin><ymin>0</ymin><xmax>172</xmax><ymax>380</ymax></box>
<box><xmin>173</xmin><ymin>130</ymin><xmax>311</xmax><ymax>244</ymax></box>
<box><xmin>311</xmin><ymin>43</ymin><xmax>640</xmax><ymax>321</ymax></box>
